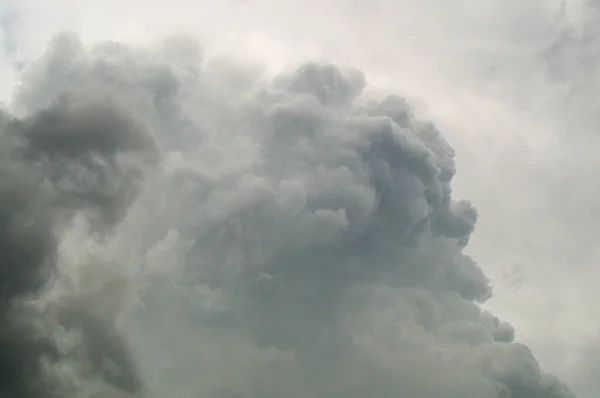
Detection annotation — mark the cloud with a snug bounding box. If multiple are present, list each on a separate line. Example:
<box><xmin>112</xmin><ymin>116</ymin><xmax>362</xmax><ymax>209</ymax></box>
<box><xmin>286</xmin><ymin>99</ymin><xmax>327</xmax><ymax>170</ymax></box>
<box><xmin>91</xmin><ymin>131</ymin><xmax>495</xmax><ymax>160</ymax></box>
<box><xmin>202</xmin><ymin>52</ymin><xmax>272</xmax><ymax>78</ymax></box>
<box><xmin>1</xmin><ymin>32</ymin><xmax>578</xmax><ymax>397</ymax></box>
<box><xmin>525</xmin><ymin>2</ymin><xmax>600</xmax><ymax>396</ymax></box>
<box><xmin>0</xmin><ymin>55</ymin><xmax>156</xmax><ymax>396</ymax></box>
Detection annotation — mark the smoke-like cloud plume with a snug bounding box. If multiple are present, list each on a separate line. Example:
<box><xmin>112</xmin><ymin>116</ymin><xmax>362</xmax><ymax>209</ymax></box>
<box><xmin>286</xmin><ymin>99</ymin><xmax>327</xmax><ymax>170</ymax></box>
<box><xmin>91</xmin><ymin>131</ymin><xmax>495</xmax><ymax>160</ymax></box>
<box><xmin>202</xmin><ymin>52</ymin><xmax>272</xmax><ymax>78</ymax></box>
<box><xmin>0</xmin><ymin>32</ymin><xmax>577</xmax><ymax>397</ymax></box>
<box><xmin>0</xmin><ymin>67</ymin><xmax>156</xmax><ymax>396</ymax></box>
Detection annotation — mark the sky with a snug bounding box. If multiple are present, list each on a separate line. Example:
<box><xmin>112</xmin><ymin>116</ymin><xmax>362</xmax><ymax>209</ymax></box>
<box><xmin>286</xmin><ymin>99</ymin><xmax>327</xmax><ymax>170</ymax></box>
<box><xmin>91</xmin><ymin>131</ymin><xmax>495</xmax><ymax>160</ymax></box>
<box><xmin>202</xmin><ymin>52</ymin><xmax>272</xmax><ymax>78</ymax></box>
<box><xmin>0</xmin><ymin>0</ymin><xmax>599</xmax><ymax>397</ymax></box>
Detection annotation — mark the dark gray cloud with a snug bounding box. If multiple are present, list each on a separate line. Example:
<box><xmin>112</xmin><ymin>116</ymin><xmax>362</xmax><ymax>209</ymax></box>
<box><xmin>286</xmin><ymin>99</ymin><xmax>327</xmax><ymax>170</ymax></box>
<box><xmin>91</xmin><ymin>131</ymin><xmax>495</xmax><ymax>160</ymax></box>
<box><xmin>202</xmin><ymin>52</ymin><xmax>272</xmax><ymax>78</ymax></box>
<box><xmin>0</xmin><ymin>69</ymin><xmax>155</xmax><ymax>397</ymax></box>
<box><xmin>2</xmin><ymin>32</ymin><xmax>577</xmax><ymax>397</ymax></box>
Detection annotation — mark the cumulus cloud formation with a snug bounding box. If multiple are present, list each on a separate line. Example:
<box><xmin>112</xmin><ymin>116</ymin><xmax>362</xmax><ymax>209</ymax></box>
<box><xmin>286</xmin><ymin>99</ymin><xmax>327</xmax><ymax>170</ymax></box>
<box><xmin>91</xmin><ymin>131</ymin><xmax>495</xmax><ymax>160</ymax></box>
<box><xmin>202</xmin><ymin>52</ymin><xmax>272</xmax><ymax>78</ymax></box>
<box><xmin>0</xmin><ymin>32</ymin><xmax>577</xmax><ymax>397</ymax></box>
<box><xmin>0</xmin><ymin>65</ymin><xmax>155</xmax><ymax>396</ymax></box>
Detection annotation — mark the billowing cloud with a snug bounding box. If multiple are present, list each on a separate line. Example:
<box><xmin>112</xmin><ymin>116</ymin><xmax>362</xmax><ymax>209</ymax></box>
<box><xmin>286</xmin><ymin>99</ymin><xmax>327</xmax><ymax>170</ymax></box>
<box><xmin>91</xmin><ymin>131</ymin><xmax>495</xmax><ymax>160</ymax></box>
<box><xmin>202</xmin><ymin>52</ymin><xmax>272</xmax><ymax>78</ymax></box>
<box><xmin>0</xmin><ymin>57</ymin><xmax>156</xmax><ymax>397</ymax></box>
<box><xmin>1</xmin><ymin>32</ymin><xmax>577</xmax><ymax>397</ymax></box>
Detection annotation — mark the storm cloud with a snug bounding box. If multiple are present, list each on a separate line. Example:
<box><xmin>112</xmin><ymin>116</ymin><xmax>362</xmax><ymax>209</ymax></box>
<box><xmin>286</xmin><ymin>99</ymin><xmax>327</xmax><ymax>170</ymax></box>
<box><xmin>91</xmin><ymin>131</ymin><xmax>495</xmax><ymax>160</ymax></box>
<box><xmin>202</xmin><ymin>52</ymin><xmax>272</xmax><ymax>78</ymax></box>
<box><xmin>0</xmin><ymin>32</ymin><xmax>577</xmax><ymax>397</ymax></box>
<box><xmin>0</xmin><ymin>56</ymin><xmax>155</xmax><ymax>396</ymax></box>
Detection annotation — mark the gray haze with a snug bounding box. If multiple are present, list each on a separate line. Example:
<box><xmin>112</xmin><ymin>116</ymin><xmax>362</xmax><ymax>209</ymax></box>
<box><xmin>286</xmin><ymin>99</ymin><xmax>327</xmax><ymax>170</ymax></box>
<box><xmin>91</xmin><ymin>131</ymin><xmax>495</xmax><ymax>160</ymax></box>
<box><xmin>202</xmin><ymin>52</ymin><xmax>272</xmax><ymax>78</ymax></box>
<box><xmin>0</xmin><ymin>32</ymin><xmax>580</xmax><ymax>397</ymax></box>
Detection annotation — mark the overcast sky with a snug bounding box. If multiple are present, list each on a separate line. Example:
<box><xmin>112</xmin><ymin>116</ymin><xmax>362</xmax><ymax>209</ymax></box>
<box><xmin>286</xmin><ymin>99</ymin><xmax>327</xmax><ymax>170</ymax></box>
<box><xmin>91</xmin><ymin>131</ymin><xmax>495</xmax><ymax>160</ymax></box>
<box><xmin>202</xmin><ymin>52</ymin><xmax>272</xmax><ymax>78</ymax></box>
<box><xmin>1</xmin><ymin>0</ymin><xmax>599</xmax><ymax>397</ymax></box>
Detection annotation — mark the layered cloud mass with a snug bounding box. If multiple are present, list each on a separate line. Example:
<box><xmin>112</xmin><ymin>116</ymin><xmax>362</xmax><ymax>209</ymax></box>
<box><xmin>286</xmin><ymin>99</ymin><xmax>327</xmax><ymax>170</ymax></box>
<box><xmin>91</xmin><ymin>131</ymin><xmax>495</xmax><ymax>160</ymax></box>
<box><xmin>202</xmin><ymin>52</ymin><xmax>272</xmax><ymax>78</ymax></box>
<box><xmin>0</xmin><ymin>33</ymin><xmax>576</xmax><ymax>397</ymax></box>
